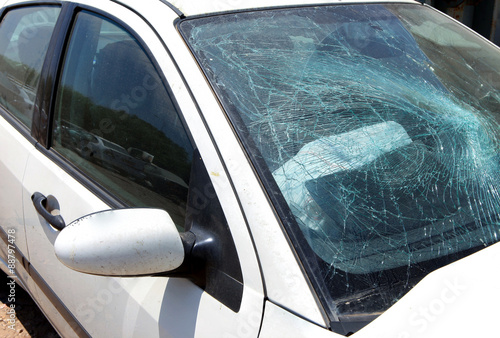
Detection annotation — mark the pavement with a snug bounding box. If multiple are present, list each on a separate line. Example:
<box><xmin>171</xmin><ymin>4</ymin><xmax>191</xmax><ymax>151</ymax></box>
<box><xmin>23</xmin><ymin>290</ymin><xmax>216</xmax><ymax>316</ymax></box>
<box><xmin>0</xmin><ymin>272</ymin><xmax>59</xmax><ymax>337</ymax></box>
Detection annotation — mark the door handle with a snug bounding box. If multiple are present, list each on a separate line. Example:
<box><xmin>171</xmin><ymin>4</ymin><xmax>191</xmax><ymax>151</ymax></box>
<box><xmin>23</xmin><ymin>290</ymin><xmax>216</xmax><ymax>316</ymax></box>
<box><xmin>31</xmin><ymin>192</ymin><xmax>66</xmax><ymax>231</ymax></box>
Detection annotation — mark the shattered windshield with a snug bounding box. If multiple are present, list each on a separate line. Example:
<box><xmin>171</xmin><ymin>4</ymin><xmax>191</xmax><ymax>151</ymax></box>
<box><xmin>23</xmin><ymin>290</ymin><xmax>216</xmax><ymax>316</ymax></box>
<box><xmin>180</xmin><ymin>3</ymin><xmax>500</xmax><ymax>333</ymax></box>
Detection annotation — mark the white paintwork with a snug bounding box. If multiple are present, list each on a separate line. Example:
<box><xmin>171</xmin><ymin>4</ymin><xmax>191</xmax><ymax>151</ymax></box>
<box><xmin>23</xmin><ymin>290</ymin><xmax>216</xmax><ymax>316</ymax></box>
<box><xmin>54</xmin><ymin>209</ymin><xmax>185</xmax><ymax>276</ymax></box>
<box><xmin>1</xmin><ymin>0</ymin><xmax>499</xmax><ymax>337</ymax></box>
<box><xmin>259</xmin><ymin>240</ymin><xmax>500</xmax><ymax>338</ymax></box>
<box><xmin>0</xmin><ymin>116</ymin><xmax>38</xmax><ymax>305</ymax></box>
<box><xmin>0</xmin><ymin>118</ymin><xmax>31</xmax><ymax>259</ymax></box>
<box><xmin>14</xmin><ymin>1</ymin><xmax>265</xmax><ymax>337</ymax></box>
<box><xmin>160</xmin><ymin>5</ymin><xmax>329</xmax><ymax>326</ymax></box>
<box><xmin>354</xmin><ymin>241</ymin><xmax>500</xmax><ymax>337</ymax></box>
<box><xmin>260</xmin><ymin>301</ymin><xmax>342</xmax><ymax>338</ymax></box>
<box><xmin>136</xmin><ymin>0</ymin><xmax>324</xmax><ymax>327</ymax></box>
<box><xmin>22</xmin><ymin>144</ymin><xmax>113</xmax><ymax>337</ymax></box>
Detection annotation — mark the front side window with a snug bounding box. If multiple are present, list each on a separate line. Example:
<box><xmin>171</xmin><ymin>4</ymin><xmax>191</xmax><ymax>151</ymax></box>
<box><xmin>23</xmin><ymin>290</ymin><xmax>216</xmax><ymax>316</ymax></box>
<box><xmin>0</xmin><ymin>6</ymin><xmax>60</xmax><ymax>127</ymax></box>
<box><xmin>53</xmin><ymin>11</ymin><xmax>193</xmax><ymax>230</ymax></box>
<box><xmin>180</xmin><ymin>4</ymin><xmax>500</xmax><ymax>332</ymax></box>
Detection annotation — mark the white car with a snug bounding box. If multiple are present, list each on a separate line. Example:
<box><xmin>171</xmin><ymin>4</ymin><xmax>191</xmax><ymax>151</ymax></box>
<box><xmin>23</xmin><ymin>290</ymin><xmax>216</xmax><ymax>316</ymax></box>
<box><xmin>1</xmin><ymin>0</ymin><xmax>500</xmax><ymax>337</ymax></box>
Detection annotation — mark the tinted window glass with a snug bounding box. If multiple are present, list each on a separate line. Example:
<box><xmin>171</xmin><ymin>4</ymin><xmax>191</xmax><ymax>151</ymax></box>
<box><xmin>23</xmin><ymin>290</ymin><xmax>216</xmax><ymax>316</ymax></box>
<box><xmin>0</xmin><ymin>6</ymin><xmax>60</xmax><ymax>127</ymax></box>
<box><xmin>53</xmin><ymin>12</ymin><xmax>193</xmax><ymax>230</ymax></box>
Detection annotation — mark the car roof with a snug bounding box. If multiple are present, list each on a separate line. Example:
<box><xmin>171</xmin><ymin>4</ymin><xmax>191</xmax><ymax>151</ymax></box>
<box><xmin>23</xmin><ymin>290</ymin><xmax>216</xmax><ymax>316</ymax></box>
<box><xmin>1</xmin><ymin>0</ymin><xmax>418</xmax><ymax>18</ymax></box>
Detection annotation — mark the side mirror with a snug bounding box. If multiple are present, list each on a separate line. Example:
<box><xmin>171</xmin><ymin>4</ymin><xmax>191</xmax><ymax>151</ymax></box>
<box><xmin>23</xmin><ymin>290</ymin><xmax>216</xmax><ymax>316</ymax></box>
<box><xmin>54</xmin><ymin>209</ymin><xmax>185</xmax><ymax>276</ymax></box>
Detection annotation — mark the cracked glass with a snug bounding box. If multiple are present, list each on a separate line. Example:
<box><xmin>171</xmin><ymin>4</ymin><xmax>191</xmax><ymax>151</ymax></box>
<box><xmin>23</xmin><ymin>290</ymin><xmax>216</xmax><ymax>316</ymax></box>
<box><xmin>180</xmin><ymin>3</ymin><xmax>500</xmax><ymax>333</ymax></box>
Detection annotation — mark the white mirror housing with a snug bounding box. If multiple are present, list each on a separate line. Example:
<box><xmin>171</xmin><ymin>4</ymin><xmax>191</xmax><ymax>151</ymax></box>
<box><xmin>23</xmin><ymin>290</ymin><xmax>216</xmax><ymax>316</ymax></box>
<box><xmin>54</xmin><ymin>209</ymin><xmax>185</xmax><ymax>276</ymax></box>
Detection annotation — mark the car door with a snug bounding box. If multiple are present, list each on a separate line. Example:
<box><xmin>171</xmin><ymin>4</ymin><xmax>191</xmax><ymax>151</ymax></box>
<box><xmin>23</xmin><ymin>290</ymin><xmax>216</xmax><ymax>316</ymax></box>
<box><xmin>0</xmin><ymin>4</ymin><xmax>61</xmax><ymax>289</ymax></box>
<box><xmin>21</xmin><ymin>1</ymin><xmax>264</xmax><ymax>337</ymax></box>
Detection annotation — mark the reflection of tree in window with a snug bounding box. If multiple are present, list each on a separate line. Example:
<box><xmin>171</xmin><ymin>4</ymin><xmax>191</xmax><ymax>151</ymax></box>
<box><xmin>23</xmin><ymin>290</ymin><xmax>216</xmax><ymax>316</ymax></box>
<box><xmin>0</xmin><ymin>6</ymin><xmax>60</xmax><ymax>126</ymax></box>
<box><xmin>53</xmin><ymin>12</ymin><xmax>193</xmax><ymax>229</ymax></box>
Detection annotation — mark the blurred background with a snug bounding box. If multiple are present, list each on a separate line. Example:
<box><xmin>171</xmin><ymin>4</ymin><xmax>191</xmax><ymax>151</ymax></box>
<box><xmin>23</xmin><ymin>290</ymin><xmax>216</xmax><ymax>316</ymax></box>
<box><xmin>428</xmin><ymin>0</ymin><xmax>500</xmax><ymax>45</ymax></box>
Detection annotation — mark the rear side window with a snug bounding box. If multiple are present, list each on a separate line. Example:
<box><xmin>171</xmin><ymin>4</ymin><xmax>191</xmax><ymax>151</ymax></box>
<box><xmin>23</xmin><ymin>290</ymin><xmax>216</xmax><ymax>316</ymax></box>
<box><xmin>0</xmin><ymin>6</ymin><xmax>60</xmax><ymax>127</ymax></box>
<box><xmin>52</xmin><ymin>11</ymin><xmax>194</xmax><ymax>230</ymax></box>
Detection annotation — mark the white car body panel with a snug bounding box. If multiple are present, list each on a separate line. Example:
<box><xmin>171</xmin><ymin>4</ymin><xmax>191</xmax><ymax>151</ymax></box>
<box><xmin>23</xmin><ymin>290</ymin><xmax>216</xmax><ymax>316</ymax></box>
<box><xmin>0</xmin><ymin>0</ymin><xmax>499</xmax><ymax>337</ymax></box>
<box><xmin>0</xmin><ymin>119</ymin><xmax>31</xmax><ymax>259</ymax></box>
<box><xmin>259</xmin><ymin>241</ymin><xmax>500</xmax><ymax>338</ymax></box>
<box><xmin>127</xmin><ymin>0</ymin><xmax>267</xmax><ymax>308</ymax></box>
<box><xmin>14</xmin><ymin>1</ymin><xmax>265</xmax><ymax>337</ymax></box>
<box><xmin>355</xmin><ymin>241</ymin><xmax>500</xmax><ymax>337</ymax></box>
<box><xmin>260</xmin><ymin>301</ymin><xmax>341</xmax><ymax>338</ymax></box>
<box><xmin>140</xmin><ymin>0</ymin><xmax>330</xmax><ymax>326</ymax></box>
<box><xmin>0</xmin><ymin>117</ymin><xmax>35</xmax><ymax>308</ymax></box>
<box><xmin>160</xmin><ymin>19</ymin><xmax>329</xmax><ymax>329</ymax></box>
